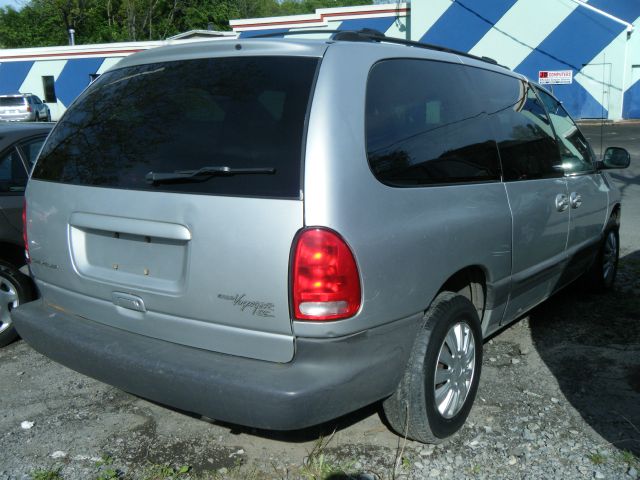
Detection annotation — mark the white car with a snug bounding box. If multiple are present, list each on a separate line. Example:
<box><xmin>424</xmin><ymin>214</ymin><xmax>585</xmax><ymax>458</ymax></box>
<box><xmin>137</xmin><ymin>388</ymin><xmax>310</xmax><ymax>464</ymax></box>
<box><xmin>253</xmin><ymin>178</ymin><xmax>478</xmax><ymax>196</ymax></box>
<box><xmin>0</xmin><ymin>94</ymin><xmax>51</xmax><ymax>122</ymax></box>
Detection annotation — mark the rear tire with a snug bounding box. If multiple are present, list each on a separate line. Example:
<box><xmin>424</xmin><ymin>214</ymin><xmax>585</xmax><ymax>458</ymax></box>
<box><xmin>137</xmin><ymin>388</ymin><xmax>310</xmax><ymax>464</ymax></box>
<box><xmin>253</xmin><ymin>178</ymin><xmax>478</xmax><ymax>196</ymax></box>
<box><xmin>383</xmin><ymin>292</ymin><xmax>482</xmax><ymax>443</ymax></box>
<box><xmin>584</xmin><ymin>228</ymin><xmax>619</xmax><ymax>292</ymax></box>
<box><xmin>0</xmin><ymin>261</ymin><xmax>35</xmax><ymax>347</ymax></box>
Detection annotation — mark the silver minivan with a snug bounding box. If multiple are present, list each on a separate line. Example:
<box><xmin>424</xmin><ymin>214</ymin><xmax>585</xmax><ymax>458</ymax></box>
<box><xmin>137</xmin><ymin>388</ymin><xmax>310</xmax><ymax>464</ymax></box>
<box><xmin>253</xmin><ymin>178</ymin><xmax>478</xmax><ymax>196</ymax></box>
<box><xmin>14</xmin><ymin>31</ymin><xmax>630</xmax><ymax>443</ymax></box>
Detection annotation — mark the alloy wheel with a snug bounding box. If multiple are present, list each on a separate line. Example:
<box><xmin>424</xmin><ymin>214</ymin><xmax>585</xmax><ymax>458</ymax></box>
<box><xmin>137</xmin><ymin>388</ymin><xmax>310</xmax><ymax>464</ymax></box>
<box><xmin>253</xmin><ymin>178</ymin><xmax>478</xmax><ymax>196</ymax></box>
<box><xmin>434</xmin><ymin>322</ymin><xmax>476</xmax><ymax>419</ymax></box>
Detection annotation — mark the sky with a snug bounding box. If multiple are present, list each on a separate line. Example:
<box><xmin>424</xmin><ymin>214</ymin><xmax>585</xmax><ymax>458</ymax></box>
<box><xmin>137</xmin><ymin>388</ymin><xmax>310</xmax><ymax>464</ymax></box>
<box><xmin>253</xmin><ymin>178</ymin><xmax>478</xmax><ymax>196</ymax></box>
<box><xmin>0</xmin><ymin>0</ymin><xmax>23</xmax><ymax>9</ymax></box>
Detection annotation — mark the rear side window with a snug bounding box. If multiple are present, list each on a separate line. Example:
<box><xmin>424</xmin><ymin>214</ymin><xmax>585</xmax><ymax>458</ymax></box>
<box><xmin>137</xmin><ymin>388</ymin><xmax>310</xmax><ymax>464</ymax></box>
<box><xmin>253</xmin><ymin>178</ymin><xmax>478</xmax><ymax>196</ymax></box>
<box><xmin>472</xmin><ymin>70</ymin><xmax>562</xmax><ymax>181</ymax></box>
<box><xmin>33</xmin><ymin>56</ymin><xmax>319</xmax><ymax>198</ymax></box>
<box><xmin>19</xmin><ymin>136</ymin><xmax>47</xmax><ymax>167</ymax></box>
<box><xmin>365</xmin><ymin>59</ymin><xmax>500</xmax><ymax>186</ymax></box>
<box><xmin>0</xmin><ymin>148</ymin><xmax>27</xmax><ymax>194</ymax></box>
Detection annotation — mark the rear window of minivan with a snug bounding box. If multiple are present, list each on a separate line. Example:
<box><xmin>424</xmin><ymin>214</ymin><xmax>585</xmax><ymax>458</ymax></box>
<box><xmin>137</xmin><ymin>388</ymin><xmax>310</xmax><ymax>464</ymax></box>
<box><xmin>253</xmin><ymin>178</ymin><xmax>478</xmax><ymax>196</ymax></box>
<box><xmin>33</xmin><ymin>56</ymin><xmax>319</xmax><ymax>198</ymax></box>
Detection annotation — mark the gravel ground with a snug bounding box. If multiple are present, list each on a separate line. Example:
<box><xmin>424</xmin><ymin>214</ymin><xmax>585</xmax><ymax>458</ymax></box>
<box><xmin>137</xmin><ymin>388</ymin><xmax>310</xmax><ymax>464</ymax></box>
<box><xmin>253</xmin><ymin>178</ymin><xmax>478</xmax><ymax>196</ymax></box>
<box><xmin>1</xmin><ymin>258</ymin><xmax>639</xmax><ymax>480</ymax></box>
<box><xmin>1</xmin><ymin>123</ymin><xmax>639</xmax><ymax>480</ymax></box>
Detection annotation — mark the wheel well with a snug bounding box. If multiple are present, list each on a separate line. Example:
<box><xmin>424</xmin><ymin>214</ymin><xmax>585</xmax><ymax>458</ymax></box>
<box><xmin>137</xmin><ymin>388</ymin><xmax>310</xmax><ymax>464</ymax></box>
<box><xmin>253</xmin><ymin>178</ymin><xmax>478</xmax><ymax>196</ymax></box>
<box><xmin>0</xmin><ymin>241</ymin><xmax>27</xmax><ymax>269</ymax></box>
<box><xmin>439</xmin><ymin>266</ymin><xmax>486</xmax><ymax>322</ymax></box>
<box><xmin>610</xmin><ymin>204</ymin><xmax>621</xmax><ymax>227</ymax></box>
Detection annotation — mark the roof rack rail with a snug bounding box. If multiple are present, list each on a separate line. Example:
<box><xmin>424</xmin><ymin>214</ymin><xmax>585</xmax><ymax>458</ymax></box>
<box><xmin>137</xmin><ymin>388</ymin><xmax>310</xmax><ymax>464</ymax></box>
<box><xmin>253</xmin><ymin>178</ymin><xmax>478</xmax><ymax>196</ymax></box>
<box><xmin>250</xmin><ymin>29</ymin><xmax>508</xmax><ymax>69</ymax></box>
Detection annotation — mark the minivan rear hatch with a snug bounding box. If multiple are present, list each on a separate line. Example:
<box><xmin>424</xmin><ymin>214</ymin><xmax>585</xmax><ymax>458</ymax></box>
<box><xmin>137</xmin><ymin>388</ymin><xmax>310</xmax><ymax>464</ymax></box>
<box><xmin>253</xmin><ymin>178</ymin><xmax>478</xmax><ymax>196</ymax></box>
<box><xmin>27</xmin><ymin>46</ymin><xmax>322</xmax><ymax>362</ymax></box>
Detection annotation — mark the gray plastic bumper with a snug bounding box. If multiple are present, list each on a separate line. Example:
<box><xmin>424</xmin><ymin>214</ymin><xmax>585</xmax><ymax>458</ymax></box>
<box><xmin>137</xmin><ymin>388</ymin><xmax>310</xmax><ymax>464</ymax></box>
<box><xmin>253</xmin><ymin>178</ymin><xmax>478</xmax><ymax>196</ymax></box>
<box><xmin>13</xmin><ymin>299</ymin><xmax>420</xmax><ymax>430</ymax></box>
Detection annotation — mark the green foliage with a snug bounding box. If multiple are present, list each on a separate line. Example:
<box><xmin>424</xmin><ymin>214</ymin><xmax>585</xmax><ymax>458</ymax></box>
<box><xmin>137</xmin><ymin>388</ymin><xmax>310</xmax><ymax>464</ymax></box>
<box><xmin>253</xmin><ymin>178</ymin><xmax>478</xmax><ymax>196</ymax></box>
<box><xmin>619</xmin><ymin>450</ymin><xmax>639</xmax><ymax>467</ymax></box>
<box><xmin>299</xmin><ymin>434</ymin><xmax>356</xmax><ymax>480</ymax></box>
<box><xmin>95</xmin><ymin>469</ymin><xmax>119</xmax><ymax>480</ymax></box>
<box><xmin>30</xmin><ymin>468</ymin><xmax>64</xmax><ymax>480</ymax></box>
<box><xmin>95</xmin><ymin>454</ymin><xmax>114</xmax><ymax>468</ymax></box>
<box><xmin>142</xmin><ymin>463</ymin><xmax>191</xmax><ymax>479</ymax></box>
<box><xmin>588</xmin><ymin>452</ymin><xmax>607</xmax><ymax>465</ymax></box>
<box><xmin>0</xmin><ymin>0</ymin><xmax>373</xmax><ymax>48</ymax></box>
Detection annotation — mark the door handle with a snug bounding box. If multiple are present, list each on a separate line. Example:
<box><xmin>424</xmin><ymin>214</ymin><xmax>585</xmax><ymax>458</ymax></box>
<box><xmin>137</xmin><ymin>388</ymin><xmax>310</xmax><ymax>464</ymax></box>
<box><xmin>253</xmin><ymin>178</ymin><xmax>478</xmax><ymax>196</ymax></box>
<box><xmin>555</xmin><ymin>194</ymin><xmax>569</xmax><ymax>212</ymax></box>
<box><xmin>570</xmin><ymin>192</ymin><xmax>582</xmax><ymax>209</ymax></box>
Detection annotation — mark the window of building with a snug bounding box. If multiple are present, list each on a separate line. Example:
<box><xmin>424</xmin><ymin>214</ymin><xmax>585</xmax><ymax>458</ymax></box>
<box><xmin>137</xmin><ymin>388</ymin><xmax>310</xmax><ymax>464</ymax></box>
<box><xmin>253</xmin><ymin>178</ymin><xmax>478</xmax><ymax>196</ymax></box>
<box><xmin>42</xmin><ymin>76</ymin><xmax>57</xmax><ymax>103</ymax></box>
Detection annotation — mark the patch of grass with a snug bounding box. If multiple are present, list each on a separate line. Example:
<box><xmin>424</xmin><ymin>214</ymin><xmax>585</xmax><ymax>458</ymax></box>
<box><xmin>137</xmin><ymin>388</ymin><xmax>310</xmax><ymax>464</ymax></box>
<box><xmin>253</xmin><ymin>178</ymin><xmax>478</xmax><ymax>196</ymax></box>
<box><xmin>95</xmin><ymin>455</ymin><xmax>114</xmax><ymax>468</ymax></box>
<box><xmin>94</xmin><ymin>453</ymin><xmax>120</xmax><ymax>480</ymax></box>
<box><xmin>141</xmin><ymin>463</ymin><xmax>190</xmax><ymax>480</ymax></box>
<box><xmin>468</xmin><ymin>465</ymin><xmax>482</xmax><ymax>475</ymax></box>
<box><xmin>619</xmin><ymin>450</ymin><xmax>640</xmax><ymax>467</ymax></box>
<box><xmin>31</xmin><ymin>468</ymin><xmax>64</xmax><ymax>480</ymax></box>
<box><xmin>95</xmin><ymin>468</ymin><xmax>119</xmax><ymax>480</ymax></box>
<box><xmin>588</xmin><ymin>452</ymin><xmax>607</xmax><ymax>465</ymax></box>
<box><xmin>300</xmin><ymin>434</ymin><xmax>354</xmax><ymax>480</ymax></box>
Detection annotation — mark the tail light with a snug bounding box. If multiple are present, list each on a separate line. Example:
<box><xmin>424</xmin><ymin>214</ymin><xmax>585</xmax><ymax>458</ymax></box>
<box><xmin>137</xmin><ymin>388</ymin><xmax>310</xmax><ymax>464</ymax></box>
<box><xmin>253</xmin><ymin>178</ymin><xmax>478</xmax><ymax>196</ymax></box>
<box><xmin>22</xmin><ymin>200</ymin><xmax>30</xmax><ymax>262</ymax></box>
<box><xmin>26</xmin><ymin>105</ymin><xmax>32</xmax><ymax>112</ymax></box>
<box><xmin>291</xmin><ymin>228</ymin><xmax>361</xmax><ymax>321</ymax></box>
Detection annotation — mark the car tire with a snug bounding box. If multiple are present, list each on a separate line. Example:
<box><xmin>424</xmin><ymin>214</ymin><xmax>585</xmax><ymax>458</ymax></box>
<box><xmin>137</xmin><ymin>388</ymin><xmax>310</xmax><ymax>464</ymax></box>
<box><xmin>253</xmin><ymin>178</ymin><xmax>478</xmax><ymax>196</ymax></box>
<box><xmin>383</xmin><ymin>291</ymin><xmax>482</xmax><ymax>443</ymax></box>
<box><xmin>0</xmin><ymin>261</ymin><xmax>35</xmax><ymax>347</ymax></box>
<box><xmin>46</xmin><ymin>111</ymin><xmax>51</xmax><ymax>122</ymax></box>
<box><xmin>584</xmin><ymin>227</ymin><xmax>619</xmax><ymax>292</ymax></box>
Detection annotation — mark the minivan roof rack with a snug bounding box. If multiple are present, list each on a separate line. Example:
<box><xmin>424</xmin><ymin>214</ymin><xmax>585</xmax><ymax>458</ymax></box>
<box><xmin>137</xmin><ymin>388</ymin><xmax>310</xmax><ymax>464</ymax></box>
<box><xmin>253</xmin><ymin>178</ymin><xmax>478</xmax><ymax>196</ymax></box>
<box><xmin>251</xmin><ymin>29</ymin><xmax>507</xmax><ymax>69</ymax></box>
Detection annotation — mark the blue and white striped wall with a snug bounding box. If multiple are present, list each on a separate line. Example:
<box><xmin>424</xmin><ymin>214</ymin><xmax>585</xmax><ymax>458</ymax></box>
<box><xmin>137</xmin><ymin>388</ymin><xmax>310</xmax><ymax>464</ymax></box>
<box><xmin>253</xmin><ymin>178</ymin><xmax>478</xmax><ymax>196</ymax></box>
<box><xmin>0</xmin><ymin>43</ymin><xmax>159</xmax><ymax>120</ymax></box>
<box><xmin>0</xmin><ymin>34</ymin><xmax>235</xmax><ymax>121</ymax></box>
<box><xmin>411</xmin><ymin>0</ymin><xmax>640</xmax><ymax>120</ymax></box>
<box><xmin>1</xmin><ymin>2</ymin><xmax>638</xmax><ymax>120</ymax></box>
<box><xmin>231</xmin><ymin>0</ymin><xmax>640</xmax><ymax>120</ymax></box>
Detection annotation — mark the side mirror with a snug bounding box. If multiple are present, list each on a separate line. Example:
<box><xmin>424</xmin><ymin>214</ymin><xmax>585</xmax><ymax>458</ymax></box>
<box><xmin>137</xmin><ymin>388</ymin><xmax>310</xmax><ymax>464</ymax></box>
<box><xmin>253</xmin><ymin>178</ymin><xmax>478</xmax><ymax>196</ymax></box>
<box><xmin>601</xmin><ymin>147</ymin><xmax>630</xmax><ymax>169</ymax></box>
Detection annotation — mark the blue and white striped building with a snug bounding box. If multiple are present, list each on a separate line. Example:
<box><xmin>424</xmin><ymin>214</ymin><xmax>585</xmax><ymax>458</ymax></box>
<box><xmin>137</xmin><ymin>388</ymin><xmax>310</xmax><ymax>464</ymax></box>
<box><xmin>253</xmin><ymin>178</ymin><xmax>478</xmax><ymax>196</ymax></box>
<box><xmin>0</xmin><ymin>33</ymin><xmax>235</xmax><ymax>120</ymax></box>
<box><xmin>1</xmin><ymin>0</ymin><xmax>639</xmax><ymax>120</ymax></box>
<box><xmin>232</xmin><ymin>0</ymin><xmax>640</xmax><ymax>121</ymax></box>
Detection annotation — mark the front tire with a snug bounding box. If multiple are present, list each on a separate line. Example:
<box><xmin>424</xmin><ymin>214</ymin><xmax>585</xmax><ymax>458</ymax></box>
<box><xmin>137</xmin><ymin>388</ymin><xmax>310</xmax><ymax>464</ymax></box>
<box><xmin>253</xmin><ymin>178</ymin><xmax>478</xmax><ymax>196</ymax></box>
<box><xmin>0</xmin><ymin>261</ymin><xmax>35</xmax><ymax>347</ymax></box>
<box><xmin>383</xmin><ymin>292</ymin><xmax>482</xmax><ymax>443</ymax></box>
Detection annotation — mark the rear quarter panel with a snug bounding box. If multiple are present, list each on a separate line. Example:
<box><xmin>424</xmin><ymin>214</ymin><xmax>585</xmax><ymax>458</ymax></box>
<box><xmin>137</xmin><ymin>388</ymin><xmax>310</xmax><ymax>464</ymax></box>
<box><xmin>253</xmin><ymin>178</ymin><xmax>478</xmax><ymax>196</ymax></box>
<box><xmin>299</xmin><ymin>44</ymin><xmax>513</xmax><ymax>337</ymax></box>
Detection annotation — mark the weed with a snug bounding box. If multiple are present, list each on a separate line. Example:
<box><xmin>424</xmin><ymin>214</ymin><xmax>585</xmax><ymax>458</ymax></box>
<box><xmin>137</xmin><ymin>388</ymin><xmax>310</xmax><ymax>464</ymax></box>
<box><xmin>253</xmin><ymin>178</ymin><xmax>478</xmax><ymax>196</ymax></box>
<box><xmin>300</xmin><ymin>432</ymin><xmax>352</xmax><ymax>480</ymax></box>
<box><xmin>390</xmin><ymin>405</ymin><xmax>410</xmax><ymax>480</ymax></box>
<box><xmin>468</xmin><ymin>465</ymin><xmax>482</xmax><ymax>475</ymax></box>
<box><xmin>95</xmin><ymin>455</ymin><xmax>114</xmax><ymax>468</ymax></box>
<box><xmin>95</xmin><ymin>468</ymin><xmax>119</xmax><ymax>480</ymax></box>
<box><xmin>141</xmin><ymin>463</ymin><xmax>190</xmax><ymax>480</ymax></box>
<box><xmin>31</xmin><ymin>468</ymin><xmax>64</xmax><ymax>480</ymax></box>
<box><xmin>588</xmin><ymin>452</ymin><xmax>607</xmax><ymax>465</ymax></box>
<box><xmin>619</xmin><ymin>450</ymin><xmax>639</xmax><ymax>467</ymax></box>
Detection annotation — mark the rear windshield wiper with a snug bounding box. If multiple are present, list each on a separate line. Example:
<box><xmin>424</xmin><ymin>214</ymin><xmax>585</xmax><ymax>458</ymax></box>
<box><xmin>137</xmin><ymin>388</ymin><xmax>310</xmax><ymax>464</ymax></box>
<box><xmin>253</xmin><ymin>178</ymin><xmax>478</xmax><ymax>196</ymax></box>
<box><xmin>145</xmin><ymin>166</ymin><xmax>276</xmax><ymax>184</ymax></box>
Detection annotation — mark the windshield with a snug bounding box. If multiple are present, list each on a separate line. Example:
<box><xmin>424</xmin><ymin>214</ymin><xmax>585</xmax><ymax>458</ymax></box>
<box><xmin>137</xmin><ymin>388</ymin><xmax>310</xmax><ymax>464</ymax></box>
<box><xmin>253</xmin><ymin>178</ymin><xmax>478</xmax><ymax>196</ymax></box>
<box><xmin>33</xmin><ymin>56</ymin><xmax>320</xmax><ymax>198</ymax></box>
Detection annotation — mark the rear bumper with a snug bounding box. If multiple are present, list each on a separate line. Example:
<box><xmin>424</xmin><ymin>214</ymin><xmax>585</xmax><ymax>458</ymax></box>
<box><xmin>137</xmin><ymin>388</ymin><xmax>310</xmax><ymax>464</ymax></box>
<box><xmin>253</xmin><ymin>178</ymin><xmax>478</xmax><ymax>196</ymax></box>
<box><xmin>0</xmin><ymin>113</ymin><xmax>34</xmax><ymax>121</ymax></box>
<box><xmin>13</xmin><ymin>299</ymin><xmax>420</xmax><ymax>430</ymax></box>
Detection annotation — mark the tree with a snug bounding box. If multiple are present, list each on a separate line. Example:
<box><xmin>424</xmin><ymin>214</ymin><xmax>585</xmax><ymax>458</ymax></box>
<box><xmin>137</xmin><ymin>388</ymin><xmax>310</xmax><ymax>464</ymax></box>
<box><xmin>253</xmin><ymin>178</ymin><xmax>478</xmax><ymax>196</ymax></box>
<box><xmin>0</xmin><ymin>0</ymin><xmax>375</xmax><ymax>48</ymax></box>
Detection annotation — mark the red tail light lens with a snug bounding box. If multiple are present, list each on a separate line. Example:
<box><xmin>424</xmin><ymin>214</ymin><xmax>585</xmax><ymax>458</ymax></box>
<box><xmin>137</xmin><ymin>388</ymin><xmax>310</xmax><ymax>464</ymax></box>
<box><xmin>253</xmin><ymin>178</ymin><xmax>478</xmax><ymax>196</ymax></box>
<box><xmin>22</xmin><ymin>200</ymin><xmax>30</xmax><ymax>262</ymax></box>
<box><xmin>292</xmin><ymin>228</ymin><xmax>361</xmax><ymax>321</ymax></box>
<box><xmin>26</xmin><ymin>105</ymin><xmax>32</xmax><ymax>112</ymax></box>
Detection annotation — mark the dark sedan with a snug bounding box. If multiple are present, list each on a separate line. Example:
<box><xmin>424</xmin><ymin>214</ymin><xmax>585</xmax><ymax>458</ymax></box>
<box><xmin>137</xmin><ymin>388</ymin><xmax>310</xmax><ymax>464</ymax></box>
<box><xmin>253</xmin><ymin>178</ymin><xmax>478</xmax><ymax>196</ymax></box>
<box><xmin>0</xmin><ymin>122</ymin><xmax>53</xmax><ymax>346</ymax></box>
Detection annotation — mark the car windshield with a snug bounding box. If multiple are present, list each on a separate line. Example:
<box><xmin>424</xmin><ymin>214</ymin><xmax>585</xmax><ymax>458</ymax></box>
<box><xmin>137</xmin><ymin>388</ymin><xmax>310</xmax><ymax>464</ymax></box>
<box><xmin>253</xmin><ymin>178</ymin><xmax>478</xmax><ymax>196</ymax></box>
<box><xmin>33</xmin><ymin>56</ymin><xmax>319</xmax><ymax>198</ymax></box>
